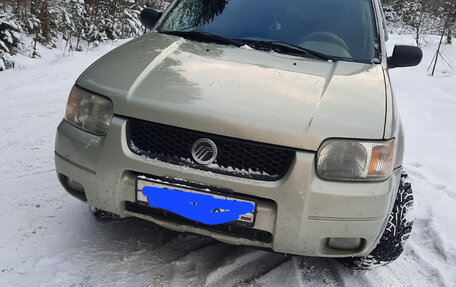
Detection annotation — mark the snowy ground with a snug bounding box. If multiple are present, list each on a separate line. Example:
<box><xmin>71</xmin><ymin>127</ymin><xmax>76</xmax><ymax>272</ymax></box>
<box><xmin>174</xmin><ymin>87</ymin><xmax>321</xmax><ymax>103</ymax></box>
<box><xmin>0</xmin><ymin>34</ymin><xmax>455</xmax><ymax>287</ymax></box>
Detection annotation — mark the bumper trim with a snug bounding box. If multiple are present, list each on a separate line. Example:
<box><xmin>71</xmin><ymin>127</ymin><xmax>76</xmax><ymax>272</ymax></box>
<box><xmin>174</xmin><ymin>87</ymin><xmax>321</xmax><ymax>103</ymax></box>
<box><xmin>125</xmin><ymin>201</ymin><xmax>273</xmax><ymax>243</ymax></box>
<box><xmin>55</xmin><ymin>151</ymin><xmax>96</xmax><ymax>175</ymax></box>
<box><xmin>308</xmin><ymin>216</ymin><xmax>384</xmax><ymax>222</ymax></box>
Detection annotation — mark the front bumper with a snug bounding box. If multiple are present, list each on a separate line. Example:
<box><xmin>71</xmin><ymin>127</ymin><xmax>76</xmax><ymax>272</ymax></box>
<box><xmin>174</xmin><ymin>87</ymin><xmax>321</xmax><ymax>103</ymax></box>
<box><xmin>55</xmin><ymin>117</ymin><xmax>401</xmax><ymax>257</ymax></box>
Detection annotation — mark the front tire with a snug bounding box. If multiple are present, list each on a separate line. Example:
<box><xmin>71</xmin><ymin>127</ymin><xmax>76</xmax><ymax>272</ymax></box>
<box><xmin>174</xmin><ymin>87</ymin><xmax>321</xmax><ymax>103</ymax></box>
<box><xmin>340</xmin><ymin>171</ymin><xmax>414</xmax><ymax>269</ymax></box>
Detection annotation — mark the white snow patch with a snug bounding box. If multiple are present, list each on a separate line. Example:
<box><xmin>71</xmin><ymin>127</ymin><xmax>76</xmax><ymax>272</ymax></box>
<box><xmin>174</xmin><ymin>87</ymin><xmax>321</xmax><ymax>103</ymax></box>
<box><xmin>240</xmin><ymin>44</ymin><xmax>254</xmax><ymax>50</ymax></box>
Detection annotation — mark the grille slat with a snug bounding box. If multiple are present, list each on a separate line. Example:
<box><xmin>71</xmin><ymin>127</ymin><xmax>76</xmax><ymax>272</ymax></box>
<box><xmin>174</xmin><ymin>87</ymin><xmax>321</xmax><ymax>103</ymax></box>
<box><xmin>127</xmin><ymin>119</ymin><xmax>295</xmax><ymax>181</ymax></box>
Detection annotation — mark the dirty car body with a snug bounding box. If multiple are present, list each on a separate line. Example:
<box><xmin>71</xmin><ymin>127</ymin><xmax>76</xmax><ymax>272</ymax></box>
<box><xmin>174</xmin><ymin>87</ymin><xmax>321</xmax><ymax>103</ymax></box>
<box><xmin>55</xmin><ymin>0</ymin><xmax>421</xmax><ymax>258</ymax></box>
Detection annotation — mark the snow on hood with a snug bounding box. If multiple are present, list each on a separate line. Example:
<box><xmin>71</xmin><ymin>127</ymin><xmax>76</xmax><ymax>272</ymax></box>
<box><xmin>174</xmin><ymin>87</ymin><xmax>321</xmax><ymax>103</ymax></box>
<box><xmin>76</xmin><ymin>32</ymin><xmax>386</xmax><ymax>151</ymax></box>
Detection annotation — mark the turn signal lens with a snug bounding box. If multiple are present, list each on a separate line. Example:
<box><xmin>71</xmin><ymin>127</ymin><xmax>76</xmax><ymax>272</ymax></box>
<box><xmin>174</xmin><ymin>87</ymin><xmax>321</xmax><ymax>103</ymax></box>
<box><xmin>367</xmin><ymin>140</ymin><xmax>395</xmax><ymax>178</ymax></box>
<box><xmin>65</xmin><ymin>87</ymin><xmax>79</xmax><ymax>120</ymax></box>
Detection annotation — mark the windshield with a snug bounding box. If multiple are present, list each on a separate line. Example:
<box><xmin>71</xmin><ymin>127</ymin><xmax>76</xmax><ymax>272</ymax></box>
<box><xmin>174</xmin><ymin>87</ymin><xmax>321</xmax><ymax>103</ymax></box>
<box><xmin>160</xmin><ymin>0</ymin><xmax>379</xmax><ymax>62</ymax></box>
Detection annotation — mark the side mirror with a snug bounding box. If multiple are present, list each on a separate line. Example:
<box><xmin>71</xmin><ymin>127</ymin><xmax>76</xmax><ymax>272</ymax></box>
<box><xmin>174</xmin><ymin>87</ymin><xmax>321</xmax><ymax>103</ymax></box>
<box><xmin>140</xmin><ymin>8</ymin><xmax>162</xmax><ymax>29</ymax></box>
<box><xmin>387</xmin><ymin>45</ymin><xmax>422</xmax><ymax>69</ymax></box>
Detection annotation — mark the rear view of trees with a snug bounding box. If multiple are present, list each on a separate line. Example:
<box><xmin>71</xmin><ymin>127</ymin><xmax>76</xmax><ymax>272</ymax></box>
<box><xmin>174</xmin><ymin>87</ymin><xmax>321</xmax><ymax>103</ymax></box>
<box><xmin>430</xmin><ymin>0</ymin><xmax>455</xmax><ymax>75</ymax></box>
<box><xmin>382</xmin><ymin>0</ymin><xmax>456</xmax><ymax>46</ymax></box>
<box><xmin>0</xmin><ymin>0</ymin><xmax>170</xmax><ymax>69</ymax></box>
<box><xmin>1</xmin><ymin>0</ymin><xmax>455</xmax><ymax>72</ymax></box>
<box><xmin>0</xmin><ymin>5</ymin><xmax>22</xmax><ymax>70</ymax></box>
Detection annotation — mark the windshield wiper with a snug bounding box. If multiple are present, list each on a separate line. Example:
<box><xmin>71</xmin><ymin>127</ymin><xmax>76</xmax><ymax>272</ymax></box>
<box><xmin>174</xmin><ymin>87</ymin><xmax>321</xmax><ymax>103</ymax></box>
<box><xmin>235</xmin><ymin>39</ymin><xmax>332</xmax><ymax>61</ymax></box>
<box><xmin>160</xmin><ymin>30</ymin><xmax>244</xmax><ymax>47</ymax></box>
<box><xmin>159</xmin><ymin>31</ymin><xmax>333</xmax><ymax>61</ymax></box>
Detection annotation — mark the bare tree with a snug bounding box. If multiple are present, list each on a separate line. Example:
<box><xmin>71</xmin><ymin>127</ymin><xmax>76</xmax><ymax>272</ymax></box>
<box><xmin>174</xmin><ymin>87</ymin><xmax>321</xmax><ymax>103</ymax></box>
<box><xmin>431</xmin><ymin>0</ymin><xmax>455</xmax><ymax>76</ymax></box>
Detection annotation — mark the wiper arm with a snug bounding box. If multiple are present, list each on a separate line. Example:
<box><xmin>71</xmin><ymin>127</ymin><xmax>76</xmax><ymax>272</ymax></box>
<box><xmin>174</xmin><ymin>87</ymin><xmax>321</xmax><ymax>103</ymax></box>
<box><xmin>270</xmin><ymin>41</ymin><xmax>333</xmax><ymax>61</ymax></box>
<box><xmin>160</xmin><ymin>30</ymin><xmax>244</xmax><ymax>47</ymax></box>
<box><xmin>235</xmin><ymin>39</ymin><xmax>332</xmax><ymax>61</ymax></box>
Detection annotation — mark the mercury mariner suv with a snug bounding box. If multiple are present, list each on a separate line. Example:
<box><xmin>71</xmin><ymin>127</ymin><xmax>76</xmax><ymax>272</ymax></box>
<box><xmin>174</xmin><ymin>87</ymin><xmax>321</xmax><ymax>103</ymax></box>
<box><xmin>55</xmin><ymin>0</ymin><xmax>422</xmax><ymax>269</ymax></box>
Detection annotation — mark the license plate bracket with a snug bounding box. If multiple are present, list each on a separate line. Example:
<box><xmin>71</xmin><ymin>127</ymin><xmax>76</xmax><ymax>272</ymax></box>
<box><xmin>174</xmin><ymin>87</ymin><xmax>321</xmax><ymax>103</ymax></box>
<box><xmin>136</xmin><ymin>176</ymin><xmax>256</xmax><ymax>226</ymax></box>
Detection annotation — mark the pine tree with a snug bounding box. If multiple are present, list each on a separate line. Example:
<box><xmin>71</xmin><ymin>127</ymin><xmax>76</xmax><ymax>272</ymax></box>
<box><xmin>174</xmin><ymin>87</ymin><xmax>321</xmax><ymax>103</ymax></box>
<box><xmin>0</xmin><ymin>4</ymin><xmax>22</xmax><ymax>70</ymax></box>
<box><xmin>445</xmin><ymin>0</ymin><xmax>456</xmax><ymax>44</ymax></box>
<box><xmin>118</xmin><ymin>1</ymin><xmax>146</xmax><ymax>39</ymax></box>
<box><xmin>0</xmin><ymin>8</ymin><xmax>23</xmax><ymax>55</ymax></box>
<box><xmin>66</xmin><ymin>0</ymin><xmax>86</xmax><ymax>51</ymax></box>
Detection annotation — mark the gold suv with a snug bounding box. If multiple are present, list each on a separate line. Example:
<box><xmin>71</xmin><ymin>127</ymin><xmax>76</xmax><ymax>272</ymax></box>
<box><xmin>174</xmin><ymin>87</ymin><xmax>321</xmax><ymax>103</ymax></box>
<box><xmin>55</xmin><ymin>0</ymin><xmax>422</xmax><ymax>269</ymax></box>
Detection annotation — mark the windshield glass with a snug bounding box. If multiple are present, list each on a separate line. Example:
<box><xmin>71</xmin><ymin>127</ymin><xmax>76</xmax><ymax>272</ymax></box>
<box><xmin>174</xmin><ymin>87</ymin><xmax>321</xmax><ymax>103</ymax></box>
<box><xmin>160</xmin><ymin>0</ymin><xmax>379</xmax><ymax>62</ymax></box>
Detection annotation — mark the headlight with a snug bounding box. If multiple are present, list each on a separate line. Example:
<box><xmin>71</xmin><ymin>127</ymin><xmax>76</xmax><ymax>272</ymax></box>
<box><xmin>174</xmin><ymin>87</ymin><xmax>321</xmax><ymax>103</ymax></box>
<box><xmin>65</xmin><ymin>86</ymin><xmax>113</xmax><ymax>135</ymax></box>
<box><xmin>317</xmin><ymin>139</ymin><xmax>395</xmax><ymax>181</ymax></box>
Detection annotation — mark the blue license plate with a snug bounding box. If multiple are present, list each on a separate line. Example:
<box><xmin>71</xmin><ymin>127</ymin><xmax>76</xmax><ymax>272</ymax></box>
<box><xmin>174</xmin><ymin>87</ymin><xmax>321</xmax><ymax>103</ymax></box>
<box><xmin>136</xmin><ymin>178</ymin><xmax>255</xmax><ymax>225</ymax></box>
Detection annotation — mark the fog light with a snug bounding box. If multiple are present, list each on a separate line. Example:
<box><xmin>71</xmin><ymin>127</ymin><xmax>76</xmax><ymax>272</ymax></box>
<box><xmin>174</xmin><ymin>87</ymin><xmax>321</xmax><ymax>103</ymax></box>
<box><xmin>58</xmin><ymin>173</ymin><xmax>87</xmax><ymax>202</ymax></box>
<box><xmin>327</xmin><ymin>238</ymin><xmax>362</xmax><ymax>250</ymax></box>
<box><xmin>67</xmin><ymin>178</ymin><xmax>84</xmax><ymax>193</ymax></box>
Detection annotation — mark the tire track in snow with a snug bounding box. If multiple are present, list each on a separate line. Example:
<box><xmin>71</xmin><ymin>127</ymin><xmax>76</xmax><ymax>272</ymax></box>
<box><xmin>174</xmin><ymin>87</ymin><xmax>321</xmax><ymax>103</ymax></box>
<box><xmin>295</xmin><ymin>257</ymin><xmax>341</xmax><ymax>287</ymax></box>
<box><xmin>205</xmin><ymin>250</ymin><xmax>290</xmax><ymax>287</ymax></box>
<box><xmin>82</xmin><ymin>217</ymin><xmax>220</xmax><ymax>265</ymax></box>
<box><xmin>150</xmin><ymin>234</ymin><xmax>219</xmax><ymax>265</ymax></box>
<box><xmin>78</xmin><ymin>218</ymin><xmax>346</xmax><ymax>287</ymax></box>
<box><xmin>164</xmin><ymin>245</ymin><xmax>289</xmax><ymax>287</ymax></box>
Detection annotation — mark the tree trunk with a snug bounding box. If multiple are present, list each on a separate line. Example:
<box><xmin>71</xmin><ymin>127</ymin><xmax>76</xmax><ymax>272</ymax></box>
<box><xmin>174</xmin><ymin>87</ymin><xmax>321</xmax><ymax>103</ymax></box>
<box><xmin>416</xmin><ymin>25</ymin><xmax>420</xmax><ymax>46</ymax></box>
<box><xmin>432</xmin><ymin>0</ymin><xmax>455</xmax><ymax>75</ymax></box>
<box><xmin>447</xmin><ymin>28</ymin><xmax>453</xmax><ymax>44</ymax></box>
<box><xmin>32</xmin><ymin>36</ymin><xmax>38</xmax><ymax>58</ymax></box>
<box><xmin>76</xmin><ymin>32</ymin><xmax>81</xmax><ymax>51</ymax></box>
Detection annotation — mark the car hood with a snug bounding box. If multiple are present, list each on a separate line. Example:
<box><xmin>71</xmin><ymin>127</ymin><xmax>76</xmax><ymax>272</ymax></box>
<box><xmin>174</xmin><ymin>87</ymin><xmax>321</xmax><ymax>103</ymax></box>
<box><xmin>76</xmin><ymin>32</ymin><xmax>386</xmax><ymax>151</ymax></box>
